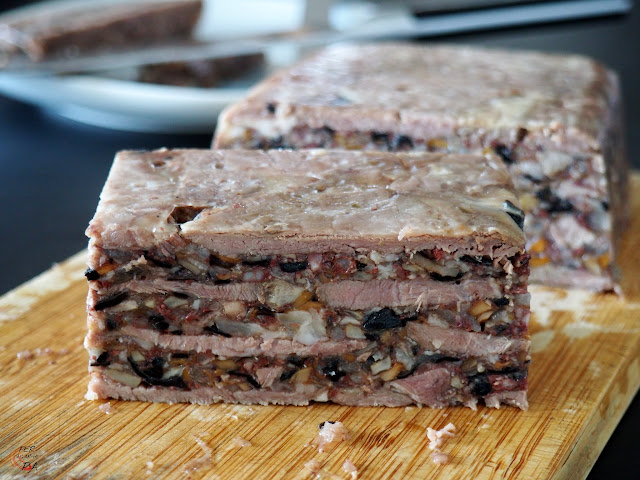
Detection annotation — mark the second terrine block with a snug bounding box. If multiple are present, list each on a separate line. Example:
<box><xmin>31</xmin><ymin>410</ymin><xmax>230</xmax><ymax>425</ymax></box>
<box><xmin>85</xmin><ymin>149</ymin><xmax>530</xmax><ymax>409</ymax></box>
<box><xmin>213</xmin><ymin>43</ymin><xmax>628</xmax><ymax>293</ymax></box>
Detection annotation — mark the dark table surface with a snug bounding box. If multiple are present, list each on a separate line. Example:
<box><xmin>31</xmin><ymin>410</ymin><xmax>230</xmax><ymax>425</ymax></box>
<box><xmin>0</xmin><ymin>2</ymin><xmax>638</xmax><ymax>479</ymax></box>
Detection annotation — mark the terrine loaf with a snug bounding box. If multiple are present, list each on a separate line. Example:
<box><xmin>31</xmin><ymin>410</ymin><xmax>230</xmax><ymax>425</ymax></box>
<box><xmin>85</xmin><ymin>148</ymin><xmax>530</xmax><ymax>409</ymax></box>
<box><xmin>213</xmin><ymin>43</ymin><xmax>628</xmax><ymax>292</ymax></box>
<box><xmin>0</xmin><ymin>0</ymin><xmax>202</xmax><ymax>61</ymax></box>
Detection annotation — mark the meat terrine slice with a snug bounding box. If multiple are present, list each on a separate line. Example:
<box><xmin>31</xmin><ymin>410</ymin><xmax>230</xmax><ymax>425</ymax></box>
<box><xmin>213</xmin><ymin>43</ymin><xmax>628</xmax><ymax>293</ymax></box>
<box><xmin>85</xmin><ymin>148</ymin><xmax>530</xmax><ymax>409</ymax></box>
<box><xmin>0</xmin><ymin>0</ymin><xmax>202</xmax><ymax>61</ymax></box>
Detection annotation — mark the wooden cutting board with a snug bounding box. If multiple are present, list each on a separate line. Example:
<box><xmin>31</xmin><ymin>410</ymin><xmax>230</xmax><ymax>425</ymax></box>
<box><xmin>1</xmin><ymin>177</ymin><xmax>639</xmax><ymax>480</ymax></box>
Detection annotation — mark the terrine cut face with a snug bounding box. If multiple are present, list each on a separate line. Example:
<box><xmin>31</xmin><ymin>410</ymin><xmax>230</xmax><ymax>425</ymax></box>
<box><xmin>85</xmin><ymin>148</ymin><xmax>530</xmax><ymax>409</ymax></box>
<box><xmin>0</xmin><ymin>0</ymin><xmax>202</xmax><ymax>61</ymax></box>
<box><xmin>213</xmin><ymin>43</ymin><xmax>628</xmax><ymax>293</ymax></box>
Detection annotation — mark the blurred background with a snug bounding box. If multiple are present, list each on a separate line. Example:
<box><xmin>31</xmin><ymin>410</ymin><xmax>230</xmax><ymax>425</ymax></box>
<box><xmin>0</xmin><ymin>1</ymin><xmax>637</xmax><ymax>477</ymax></box>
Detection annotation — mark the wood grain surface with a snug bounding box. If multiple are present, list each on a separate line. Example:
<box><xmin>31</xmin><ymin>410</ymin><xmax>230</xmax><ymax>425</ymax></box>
<box><xmin>0</xmin><ymin>176</ymin><xmax>639</xmax><ymax>480</ymax></box>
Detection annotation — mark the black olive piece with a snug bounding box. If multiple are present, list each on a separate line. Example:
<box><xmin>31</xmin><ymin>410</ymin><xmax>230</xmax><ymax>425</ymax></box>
<box><xmin>503</xmin><ymin>200</ymin><xmax>525</xmax><ymax>230</ymax></box>
<box><xmin>430</xmin><ymin>271</ymin><xmax>464</xmax><ymax>282</ymax></box>
<box><xmin>280</xmin><ymin>261</ymin><xmax>308</xmax><ymax>272</ymax></box>
<box><xmin>172</xmin><ymin>330</ymin><xmax>183</xmax><ymax>335</ymax></box>
<box><xmin>214</xmin><ymin>278</ymin><xmax>232</xmax><ymax>285</ymax></box>
<box><xmin>602</xmin><ymin>201</ymin><xmax>610</xmax><ymax>211</ymax></box>
<box><xmin>172</xmin><ymin>353</ymin><xmax>189</xmax><ymax>359</ymax></box>
<box><xmin>394</xmin><ymin>135</ymin><xmax>413</xmax><ymax>150</ymax></box>
<box><xmin>516</xmin><ymin>127</ymin><xmax>528</xmax><ymax>142</ymax></box>
<box><xmin>522</xmin><ymin>174</ymin><xmax>541</xmax><ymax>185</ymax></box>
<box><xmin>266</xmin><ymin>103</ymin><xmax>276</xmax><ymax>114</ymax></box>
<box><xmin>105</xmin><ymin>318</ymin><xmax>118</xmax><ymax>331</ymax></box>
<box><xmin>255</xmin><ymin>306</ymin><xmax>276</xmax><ymax>317</ymax></box>
<box><xmin>492</xmin><ymin>297</ymin><xmax>510</xmax><ymax>307</ymax></box>
<box><xmin>90</xmin><ymin>352</ymin><xmax>110</xmax><ymax>367</ymax></box>
<box><xmin>362</xmin><ymin>308</ymin><xmax>406</xmax><ymax>331</ymax></box>
<box><xmin>243</xmin><ymin>258</ymin><xmax>272</xmax><ymax>267</ymax></box>
<box><xmin>173</xmin><ymin>292</ymin><xmax>189</xmax><ymax>299</ymax></box>
<box><xmin>209</xmin><ymin>254</ymin><xmax>236</xmax><ymax>269</ymax></box>
<box><xmin>490</xmin><ymin>324</ymin><xmax>510</xmax><ymax>335</ymax></box>
<box><xmin>128</xmin><ymin>356</ymin><xmax>187</xmax><ymax>389</ymax></box>
<box><xmin>468</xmin><ymin>373</ymin><xmax>493</xmax><ymax>396</ymax></box>
<box><xmin>356</xmin><ymin>261</ymin><xmax>367</xmax><ymax>271</ymax></box>
<box><xmin>365</xmin><ymin>355</ymin><xmax>376</xmax><ymax>366</ymax></box>
<box><xmin>258</xmin><ymin>135</ymin><xmax>288</xmax><ymax>149</ymax></box>
<box><xmin>286</xmin><ymin>355</ymin><xmax>305</xmax><ymax>367</ymax></box>
<box><xmin>168</xmin><ymin>268</ymin><xmax>196</xmax><ymax>281</ymax></box>
<box><xmin>321</xmin><ymin>126</ymin><xmax>336</xmax><ymax>136</ymax></box>
<box><xmin>371</xmin><ymin>132</ymin><xmax>391</xmax><ymax>149</ymax></box>
<box><xmin>149</xmin><ymin>315</ymin><xmax>169</xmax><ymax>332</ymax></box>
<box><xmin>229</xmin><ymin>370</ymin><xmax>261</xmax><ymax>389</ymax></box>
<box><xmin>84</xmin><ymin>268</ymin><xmax>100</xmax><ymax>281</ymax></box>
<box><xmin>145</xmin><ymin>357</ymin><xmax>165</xmax><ymax>379</ymax></box>
<box><xmin>94</xmin><ymin>291</ymin><xmax>129</xmax><ymax>311</ymax></box>
<box><xmin>318</xmin><ymin>421</ymin><xmax>335</xmax><ymax>429</ymax></box>
<box><xmin>364</xmin><ymin>332</ymin><xmax>380</xmax><ymax>342</ymax></box>
<box><xmin>460</xmin><ymin>255</ymin><xmax>493</xmax><ymax>266</ymax></box>
<box><xmin>494</xmin><ymin>144</ymin><xmax>514</xmax><ymax>164</ymax></box>
<box><xmin>144</xmin><ymin>252</ymin><xmax>173</xmax><ymax>268</ymax></box>
<box><xmin>279</xmin><ymin>369</ymin><xmax>297</xmax><ymax>382</ymax></box>
<box><xmin>419</xmin><ymin>353</ymin><xmax>459</xmax><ymax>364</ymax></box>
<box><xmin>509</xmin><ymin>370</ymin><xmax>527</xmax><ymax>382</ymax></box>
<box><xmin>535</xmin><ymin>187</ymin><xmax>574</xmax><ymax>214</ymax></box>
<box><xmin>203</xmin><ymin>324</ymin><xmax>231</xmax><ymax>338</ymax></box>
<box><xmin>322</xmin><ymin>359</ymin><xmax>346</xmax><ymax>382</ymax></box>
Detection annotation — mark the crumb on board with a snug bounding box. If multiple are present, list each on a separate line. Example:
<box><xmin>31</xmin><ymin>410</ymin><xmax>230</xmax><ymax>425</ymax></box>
<box><xmin>303</xmin><ymin>460</ymin><xmax>342</xmax><ymax>480</ymax></box>
<box><xmin>145</xmin><ymin>461</ymin><xmax>154</xmax><ymax>475</ymax></box>
<box><xmin>229</xmin><ymin>436</ymin><xmax>251</xmax><ymax>449</ymax></box>
<box><xmin>342</xmin><ymin>459</ymin><xmax>358</xmax><ymax>479</ymax></box>
<box><xmin>16</xmin><ymin>348</ymin><xmax>70</xmax><ymax>361</ymax></box>
<box><xmin>312</xmin><ymin>421</ymin><xmax>351</xmax><ymax>452</ymax></box>
<box><xmin>98</xmin><ymin>402</ymin><xmax>115</xmax><ymax>414</ymax></box>
<box><xmin>184</xmin><ymin>435</ymin><xmax>213</xmax><ymax>475</ymax></box>
<box><xmin>431</xmin><ymin>452</ymin><xmax>450</xmax><ymax>465</ymax></box>
<box><xmin>426</xmin><ymin>422</ymin><xmax>456</xmax><ymax>465</ymax></box>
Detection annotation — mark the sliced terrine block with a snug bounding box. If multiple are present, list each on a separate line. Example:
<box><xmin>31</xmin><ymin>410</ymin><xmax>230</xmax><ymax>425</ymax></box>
<box><xmin>213</xmin><ymin>43</ymin><xmax>628</xmax><ymax>293</ymax></box>
<box><xmin>85</xmin><ymin>148</ymin><xmax>530</xmax><ymax>409</ymax></box>
<box><xmin>0</xmin><ymin>0</ymin><xmax>202</xmax><ymax>61</ymax></box>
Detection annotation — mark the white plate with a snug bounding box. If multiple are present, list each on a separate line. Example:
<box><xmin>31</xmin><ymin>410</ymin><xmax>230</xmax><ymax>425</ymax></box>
<box><xmin>0</xmin><ymin>0</ymin><xmax>312</xmax><ymax>133</ymax></box>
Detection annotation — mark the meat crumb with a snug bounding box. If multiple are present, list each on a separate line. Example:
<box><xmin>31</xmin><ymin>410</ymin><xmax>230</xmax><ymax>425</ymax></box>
<box><xmin>98</xmin><ymin>402</ymin><xmax>115</xmax><ymax>414</ymax></box>
<box><xmin>426</xmin><ymin>422</ymin><xmax>456</xmax><ymax>451</ymax></box>
<box><xmin>303</xmin><ymin>460</ymin><xmax>342</xmax><ymax>480</ymax></box>
<box><xmin>312</xmin><ymin>421</ymin><xmax>350</xmax><ymax>452</ymax></box>
<box><xmin>342</xmin><ymin>459</ymin><xmax>358</xmax><ymax>479</ymax></box>
<box><xmin>304</xmin><ymin>460</ymin><xmax>322</xmax><ymax>475</ymax></box>
<box><xmin>426</xmin><ymin>422</ymin><xmax>456</xmax><ymax>465</ymax></box>
<box><xmin>431</xmin><ymin>452</ymin><xmax>450</xmax><ymax>465</ymax></box>
<box><xmin>229</xmin><ymin>436</ymin><xmax>251</xmax><ymax>449</ymax></box>
<box><xmin>184</xmin><ymin>436</ymin><xmax>213</xmax><ymax>475</ymax></box>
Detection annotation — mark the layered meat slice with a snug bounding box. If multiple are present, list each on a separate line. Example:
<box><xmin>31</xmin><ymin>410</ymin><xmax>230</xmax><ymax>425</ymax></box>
<box><xmin>212</xmin><ymin>43</ymin><xmax>628</xmax><ymax>292</ymax></box>
<box><xmin>85</xmin><ymin>148</ymin><xmax>530</xmax><ymax>408</ymax></box>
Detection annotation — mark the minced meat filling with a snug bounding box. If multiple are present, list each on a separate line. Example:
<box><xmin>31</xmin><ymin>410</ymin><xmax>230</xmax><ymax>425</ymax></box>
<box><xmin>94</xmin><ymin>293</ymin><xmax>528</xmax><ymax>338</ymax></box>
<box><xmin>91</xmin><ymin>345</ymin><xmax>528</xmax><ymax>396</ymax></box>
<box><xmin>87</xmin><ymin>247</ymin><xmax>529</xmax><ymax>288</ymax></box>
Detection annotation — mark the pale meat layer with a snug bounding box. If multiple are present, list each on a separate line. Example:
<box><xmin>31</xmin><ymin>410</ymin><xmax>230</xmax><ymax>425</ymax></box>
<box><xmin>86</xmin><ymin>149</ymin><xmax>524</xmax><ymax>254</ymax></box>
<box><xmin>215</xmin><ymin>43</ymin><xmax>616</xmax><ymax>147</ymax></box>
